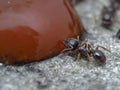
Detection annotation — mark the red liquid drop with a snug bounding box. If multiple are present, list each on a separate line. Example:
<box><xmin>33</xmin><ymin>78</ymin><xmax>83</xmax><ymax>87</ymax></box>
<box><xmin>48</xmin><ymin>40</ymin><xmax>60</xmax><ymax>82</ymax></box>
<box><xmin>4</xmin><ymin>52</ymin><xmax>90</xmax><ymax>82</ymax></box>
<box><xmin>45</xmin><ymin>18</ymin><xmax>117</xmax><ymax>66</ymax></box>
<box><xmin>0</xmin><ymin>0</ymin><xmax>85</xmax><ymax>65</ymax></box>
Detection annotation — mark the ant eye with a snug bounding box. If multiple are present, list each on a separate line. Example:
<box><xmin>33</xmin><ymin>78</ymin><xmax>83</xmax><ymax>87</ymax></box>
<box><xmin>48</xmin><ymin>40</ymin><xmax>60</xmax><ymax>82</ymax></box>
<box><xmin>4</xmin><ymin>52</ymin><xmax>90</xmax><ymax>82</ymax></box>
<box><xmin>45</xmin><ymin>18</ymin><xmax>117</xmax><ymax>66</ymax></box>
<box><xmin>93</xmin><ymin>50</ymin><xmax>106</xmax><ymax>64</ymax></box>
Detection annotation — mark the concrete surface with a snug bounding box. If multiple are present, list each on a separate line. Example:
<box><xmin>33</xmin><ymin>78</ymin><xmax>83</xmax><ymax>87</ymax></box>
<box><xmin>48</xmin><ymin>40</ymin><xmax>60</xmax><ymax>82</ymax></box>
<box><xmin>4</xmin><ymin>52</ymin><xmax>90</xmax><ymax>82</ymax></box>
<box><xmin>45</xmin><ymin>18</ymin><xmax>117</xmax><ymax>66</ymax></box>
<box><xmin>0</xmin><ymin>0</ymin><xmax>120</xmax><ymax>90</ymax></box>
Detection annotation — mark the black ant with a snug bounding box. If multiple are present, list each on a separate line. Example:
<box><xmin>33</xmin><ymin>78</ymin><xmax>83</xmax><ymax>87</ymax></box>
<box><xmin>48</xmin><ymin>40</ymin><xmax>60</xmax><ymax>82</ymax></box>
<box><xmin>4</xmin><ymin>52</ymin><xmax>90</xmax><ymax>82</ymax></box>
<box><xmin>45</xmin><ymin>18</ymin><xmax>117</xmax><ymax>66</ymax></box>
<box><xmin>62</xmin><ymin>36</ymin><xmax>111</xmax><ymax>65</ymax></box>
<box><xmin>101</xmin><ymin>0</ymin><xmax>119</xmax><ymax>29</ymax></box>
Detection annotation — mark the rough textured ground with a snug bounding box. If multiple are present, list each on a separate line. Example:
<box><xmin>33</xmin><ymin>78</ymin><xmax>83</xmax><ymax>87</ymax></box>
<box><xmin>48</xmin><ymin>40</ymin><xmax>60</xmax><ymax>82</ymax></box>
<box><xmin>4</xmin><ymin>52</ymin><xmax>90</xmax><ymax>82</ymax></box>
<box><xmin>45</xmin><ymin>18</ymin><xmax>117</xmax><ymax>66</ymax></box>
<box><xmin>0</xmin><ymin>0</ymin><xmax>120</xmax><ymax>90</ymax></box>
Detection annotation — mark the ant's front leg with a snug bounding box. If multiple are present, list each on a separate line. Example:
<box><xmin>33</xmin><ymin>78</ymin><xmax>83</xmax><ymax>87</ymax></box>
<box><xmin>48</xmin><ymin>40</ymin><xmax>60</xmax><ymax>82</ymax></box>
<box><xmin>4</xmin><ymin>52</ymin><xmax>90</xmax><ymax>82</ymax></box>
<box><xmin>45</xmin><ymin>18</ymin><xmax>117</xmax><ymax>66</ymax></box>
<box><xmin>61</xmin><ymin>45</ymin><xmax>74</xmax><ymax>53</ymax></box>
<box><xmin>62</xmin><ymin>49</ymin><xmax>78</xmax><ymax>58</ymax></box>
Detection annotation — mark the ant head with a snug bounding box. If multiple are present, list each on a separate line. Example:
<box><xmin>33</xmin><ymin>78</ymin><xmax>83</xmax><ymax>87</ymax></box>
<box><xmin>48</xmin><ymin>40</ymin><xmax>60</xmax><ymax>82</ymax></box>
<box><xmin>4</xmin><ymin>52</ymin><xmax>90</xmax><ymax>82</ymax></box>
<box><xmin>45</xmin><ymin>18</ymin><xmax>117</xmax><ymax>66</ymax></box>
<box><xmin>93</xmin><ymin>50</ymin><xmax>106</xmax><ymax>64</ymax></box>
<box><xmin>63</xmin><ymin>38</ymin><xmax>79</xmax><ymax>49</ymax></box>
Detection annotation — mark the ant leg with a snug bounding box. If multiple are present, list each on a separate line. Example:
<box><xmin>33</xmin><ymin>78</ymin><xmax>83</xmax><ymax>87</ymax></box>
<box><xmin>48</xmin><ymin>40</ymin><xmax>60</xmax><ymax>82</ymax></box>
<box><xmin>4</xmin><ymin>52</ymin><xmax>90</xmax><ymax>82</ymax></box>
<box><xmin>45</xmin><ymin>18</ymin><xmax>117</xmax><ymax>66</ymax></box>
<box><xmin>80</xmin><ymin>39</ymin><xmax>88</xmax><ymax>46</ymax></box>
<box><xmin>77</xmin><ymin>35</ymin><xmax>86</xmax><ymax>44</ymax></box>
<box><xmin>61</xmin><ymin>44</ymin><xmax>74</xmax><ymax>53</ymax></box>
<box><xmin>77</xmin><ymin>35</ymin><xmax>83</xmax><ymax>43</ymax></box>
<box><xmin>77</xmin><ymin>35</ymin><xmax>80</xmax><ymax>41</ymax></box>
<box><xmin>76</xmin><ymin>53</ymin><xmax>81</xmax><ymax>61</ymax></box>
<box><xmin>87</xmin><ymin>44</ymin><xmax>94</xmax><ymax>56</ymax></box>
<box><xmin>82</xmin><ymin>42</ymin><xmax>88</xmax><ymax>48</ymax></box>
<box><xmin>87</xmin><ymin>53</ymin><xmax>92</xmax><ymax>61</ymax></box>
<box><xmin>95</xmin><ymin>45</ymin><xmax>111</xmax><ymax>53</ymax></box>
<box><xmin>61</xmin><ymin>48</ymin><xmax>75</xmax><ymax>57</ymax></box>
<box><xmin>87</xmin><ymin>44</ymin><xmax>92</xmax><ymax>50</ymax></box>
<box><xmin>61</xmin><ymin>47</ymin><xmax>73</xmax><ymax>53</ymax></box>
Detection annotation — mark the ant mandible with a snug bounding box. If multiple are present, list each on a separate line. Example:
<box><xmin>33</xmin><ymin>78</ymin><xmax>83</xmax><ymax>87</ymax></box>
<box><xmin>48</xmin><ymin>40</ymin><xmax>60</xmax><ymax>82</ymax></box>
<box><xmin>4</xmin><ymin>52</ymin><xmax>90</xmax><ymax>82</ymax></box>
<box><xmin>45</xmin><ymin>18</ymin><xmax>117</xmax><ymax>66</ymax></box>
<box><xmin>62</xmin><ymin>36</ymin><xmax>111</xmax><ymax>65</ymax></box>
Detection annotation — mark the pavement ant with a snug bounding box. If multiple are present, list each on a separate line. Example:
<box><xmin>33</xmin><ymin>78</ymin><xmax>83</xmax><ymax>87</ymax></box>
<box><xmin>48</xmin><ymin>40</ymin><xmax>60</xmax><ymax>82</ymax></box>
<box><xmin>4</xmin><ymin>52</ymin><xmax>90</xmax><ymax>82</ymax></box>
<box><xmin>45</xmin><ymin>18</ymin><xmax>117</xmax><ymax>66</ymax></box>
<box><xmin>101</xmin><ymin>0</ymin><xmax>119</xmax><ymax>29</ymax></box>
<box><xmin>62</xmin><ymin>36</ymin><xmax>111</xmax><ymax>65</ymax></box>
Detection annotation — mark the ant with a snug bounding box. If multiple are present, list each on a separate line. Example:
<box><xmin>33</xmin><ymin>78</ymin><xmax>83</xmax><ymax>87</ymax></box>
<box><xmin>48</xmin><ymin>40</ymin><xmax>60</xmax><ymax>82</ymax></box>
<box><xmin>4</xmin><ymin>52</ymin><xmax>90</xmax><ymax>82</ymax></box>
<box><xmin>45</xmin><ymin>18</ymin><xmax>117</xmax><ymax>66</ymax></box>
<box><xmin>62</xmin><ymin>36</ymin><xmax>111</xmax><ymax>65</ymax></box>
<box><xmin>101</xmin><ymin>0</ymin><xmax>119</xmax><ymax>29</ymax></box>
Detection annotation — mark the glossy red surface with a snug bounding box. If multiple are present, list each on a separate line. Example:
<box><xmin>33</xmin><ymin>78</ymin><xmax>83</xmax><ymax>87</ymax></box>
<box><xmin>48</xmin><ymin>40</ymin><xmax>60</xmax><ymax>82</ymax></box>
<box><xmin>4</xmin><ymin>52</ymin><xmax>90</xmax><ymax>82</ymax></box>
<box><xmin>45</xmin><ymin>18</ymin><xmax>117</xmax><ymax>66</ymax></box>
<box><xmin>0</xmin><ymin>0</ymin><xmax>85</xmax><ymax>65</ymax></box>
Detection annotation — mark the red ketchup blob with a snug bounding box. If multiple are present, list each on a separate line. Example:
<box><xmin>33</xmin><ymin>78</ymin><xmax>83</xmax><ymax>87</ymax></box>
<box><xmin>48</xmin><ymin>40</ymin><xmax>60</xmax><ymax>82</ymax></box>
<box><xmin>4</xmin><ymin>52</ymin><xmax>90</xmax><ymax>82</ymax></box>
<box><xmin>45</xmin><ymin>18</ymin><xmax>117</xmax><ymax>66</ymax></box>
<box><xmin>0</xmin><ymin>0</ymin><xmax>85</xmax><ymax>65</ymax></box>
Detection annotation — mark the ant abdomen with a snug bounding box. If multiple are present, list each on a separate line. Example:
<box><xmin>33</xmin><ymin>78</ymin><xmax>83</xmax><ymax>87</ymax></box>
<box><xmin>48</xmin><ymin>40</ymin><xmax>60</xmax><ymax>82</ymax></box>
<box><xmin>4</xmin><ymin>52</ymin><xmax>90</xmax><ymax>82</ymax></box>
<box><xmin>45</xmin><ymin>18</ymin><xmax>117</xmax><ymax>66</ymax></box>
<box><xmin>93</xmin><ymin>50</ymin><xmax>106</xmax><ymax>64</ymax></box>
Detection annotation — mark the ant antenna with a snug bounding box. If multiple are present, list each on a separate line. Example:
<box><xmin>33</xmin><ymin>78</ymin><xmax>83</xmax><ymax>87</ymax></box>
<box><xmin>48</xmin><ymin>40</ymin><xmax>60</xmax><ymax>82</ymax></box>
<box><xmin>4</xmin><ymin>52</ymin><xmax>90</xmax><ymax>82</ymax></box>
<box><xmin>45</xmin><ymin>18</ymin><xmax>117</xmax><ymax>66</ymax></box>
<box><xmin>96</xmin><ymin>45</ymin><xmax>120</xmax><ymax>57</ymax></box>
<box><xmin>95</xmin><ymin>45</ymin><xmax>111</xmax><ymax>53</ymax></box>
